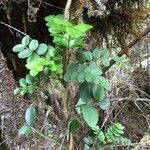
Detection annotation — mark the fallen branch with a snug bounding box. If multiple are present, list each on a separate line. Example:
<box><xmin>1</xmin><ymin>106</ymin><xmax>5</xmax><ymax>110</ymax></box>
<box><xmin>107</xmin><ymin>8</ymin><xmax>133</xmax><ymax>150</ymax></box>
<box><xmin>103</xmin><ymin>26</ymin><xmax>150</xmax><ymax>73</ymax></box>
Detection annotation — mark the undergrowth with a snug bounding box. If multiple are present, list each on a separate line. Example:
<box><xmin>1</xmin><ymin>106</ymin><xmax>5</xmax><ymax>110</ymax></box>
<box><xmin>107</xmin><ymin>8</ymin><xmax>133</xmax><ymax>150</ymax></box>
<box><xmin>12</xmin><ymin>14</ymin><xmax>132</xmax><ymax>149</ymax></box>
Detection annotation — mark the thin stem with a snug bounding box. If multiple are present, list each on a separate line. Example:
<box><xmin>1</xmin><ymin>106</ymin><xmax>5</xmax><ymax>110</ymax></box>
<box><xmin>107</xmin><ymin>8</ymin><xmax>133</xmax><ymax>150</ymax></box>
<box><xmin>31</xmin><ymin>127</ymin><xmax>67</xmax><ymax>149</ymax></box>
<box><xmin>0</xmin><ymin>21</ymin><xmax>28</xmax><ymax>36</ymax></box>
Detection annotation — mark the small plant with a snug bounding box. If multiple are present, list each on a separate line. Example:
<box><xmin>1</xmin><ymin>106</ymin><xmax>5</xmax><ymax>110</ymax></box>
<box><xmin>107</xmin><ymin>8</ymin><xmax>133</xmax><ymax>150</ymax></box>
<box><xmin>12</xmin><ymin>14</ymin><xmax>131</xmax><ymax>148</ymax></box>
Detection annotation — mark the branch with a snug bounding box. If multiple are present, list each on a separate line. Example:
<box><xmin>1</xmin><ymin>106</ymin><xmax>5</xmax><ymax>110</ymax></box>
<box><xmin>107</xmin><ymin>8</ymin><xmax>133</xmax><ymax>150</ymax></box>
<box><xmin>0</xmin><ymin>21</ymin><xmax>27</xmax><ymax>36</ymax></box>
<box><xmin>64</xmin><ymin>0</ymin><xmax>72</xmax><ymax>19</ymax></box>
<box><xmin>103</xmin><ymin>26</ymin><xmax>150</xmax><ymax>73</ymax></box>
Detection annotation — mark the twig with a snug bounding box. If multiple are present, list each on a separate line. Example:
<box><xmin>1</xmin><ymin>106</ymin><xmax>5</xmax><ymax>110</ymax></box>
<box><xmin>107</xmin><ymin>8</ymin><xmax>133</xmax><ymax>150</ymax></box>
<box><xmin>0</xmin><ymin>21</ymin><xmax>27</xmax><ymax>36</ymax></box>
<box><xmin>31</xmin><ymin>127</ymin><xmax>67</xmax><ymax>149</ymax></box>
<box><xmin>103</xmin><ymin>26</ymin><xmax>150</xmax><ymax>73</ymax></box>
<box><xmin>42</xmin><ymin>2</ymin><xmax>64</xmax><ymax>10</ymax></box>
<box><xmin>0</xmin><ymin>139</ymin><xmax>7</xmax><ymax>146</ymax></box>
<box><xmin>69</xmin><ymin>133</ymin><xmax>73</xmax><ymax>150</ymax></box>
<box><xmin>58</xmin><ymin>130</ymin><xmax>68</xmax><ymax>150</ymax></box>
<box><xmin>64</xmin><ymin>0</ymin><xmax>72</xmax><ymax>19</ymax></box>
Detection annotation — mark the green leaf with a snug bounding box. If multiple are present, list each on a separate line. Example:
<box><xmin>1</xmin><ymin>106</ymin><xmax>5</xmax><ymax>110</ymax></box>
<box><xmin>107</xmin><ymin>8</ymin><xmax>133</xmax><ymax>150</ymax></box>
<box><xmin>53</xmin><ymin>34</ymin><xmax>68</xmax><ymax>47</ymax></box>
<box><xmin>30</xmin><ymin>69</ymin><xmax>39</xmax><ymax>76</ymax></box>
<box><xmin>101</xmin><ymin>49</ymin><xmax>110</xmax><ymax>58</ymax></box>
<box><xmin>21</xmin><ymin>36</ymin><xmax>30</xmax><ymax>47</ymax></box>
<box><xmin>29</xmin><ymin>39</ymin><xmax>39</xmax><ymax>51</ymax></box>
<box><xmin>79</xmin><ymin>82</ymin><xmax>93</xmax><ymax>102</ymax></box>
<box><xmin>93</xmin><ymin>48</ymin><xmax>101</xmax><ymax>59</ymax></box>
<box><xmin>70</xmin><ymin>72</ymin><xmax>78</xmax><ymax>81</ymax></box>
<box><xmin>19</xmin><ymin>78</ymin><xmax>27</xmax><ymax>87</ymax></box>
<box><xmin>75</xmin><ymin>98</ymin><xmax>86</xmax><ymax>114</ymax></box>
<box><xmin>25</xmin><ymin>107</ymin><xmax>36</xmax><ymax>125</ymax></box>
<box><xmin>84</xmin><ymin>144</ymin><xmax>90</xmax><ymax>150</ymax></box>
<box><xmin>85</xmin><ymin>51</ymin><xmax>93</xmax><ymax>61</ymax></box>
<box><xmin>19</xmin><ymin>125</ymin><xmax>32</xmax><ymax>136</ymax></box>
<box><xmin>14</xmin><ymin>87</ymin><xmax>21</xmax><ymax>95</ymax></box>
<box><xmin>70</xmin><ymin>38</ymin><xmax>84</xmax><ymax>48</ymax></box>
<box><xmin>45</xmin><ymin>46</ymin><xmax>56</xmax><ymax>58</ymax></box>
<box><xmin>77</xmin><ymin>72</ymin><xmax>85</xmax><ymax>83</ymax></box>
<box><xmin>99</xmin><ymin>99</ymin><xmax>110</xmax><ymax>110</ymax></box>
<box><xmin>43</xmin><ymin>67</ymin><xmax>51</xmax><ymax>76</ymax></box>
<box><xmin>92</xmin><ymin>76</ymin><xmax>101</xmax><ymax>84</ymax></box>
<box><xmin>66</xmin><ymin>26</ymin><xmax>83</xmax><ymax>38</ymax></box>
<box><xmin>28</xmin><ymin>85</ymin><xmax>36</xmax><ymax>94</ymax></box>
<box><xmin>85</xmin><ymin>73</ymin><xmax>93</xmax><ymax>82</ymax></box>
<box><xmin>89</xmin><ymin>62</ymin><xmax>102</xmax><ymax>76</ymax></box>
<box><xmin>113</xmin><ymin>128</ymin><xmax>124</xmax><ymax>134</ymax></box>
<box><xmin>48</xmin><ymin>24</ymin><xmax>65</xmax><ymax>34</ymax></box>
<box><xmin>69</xmin><ymin>119</ymin><xmax>80</xmax><ymax>133</ymax></box>
<box><xmin>45</xmin><ymin>15</ymin><xmax>55</xmax><ymax>22</ymax></box>
<box><xmin>20</xmin><ymin>87</ymin><xmax>28</xmax><ymax>95</ymax></box>
<box><xmin>102</xmin><ymin>58</ymin><xmax>110</xmax><ymax>67</ymax></box>
<box><xmin>18</xmin><ymin>48</ymin><xmax>32</xmax><ymax>59</ymax></box>
<box><xmin>99</xmin><ymin>76</ymin><xmax>111</xmax><ymax>91</ymax></box>
<box><xmin>114</xmin><ymin>123</ymin><xmax>125</xmax><ymax>130</ymax></box>
<box><xmin>50</xmin><ymin>64</ymin><xmax>57</xmax><ymax>71</ymax></box>
<box><xmin>92</xmin><ymin>84</ymin><xmax>105</xmax><ymax>101</ymax></box>
<box><xmin>97</xmin><ymin>131</ymin><xmax>105</xmax><ymax>142</ymax></box>
<box><xmin>76</xmin><ymin>50</ymin><xmax>86</xmax><ymax>64</ymax></box>
<box><xmin>27</xmin><ymin>53</ymin><xmax>40</xmax><ymax>62</ymax></box>
<box><xmin>26</xmin><ymin>74</ymin><xmax>34</xmax><ymax>84</ymax></box>
<box><xmin>12</xmin><ymin>44</ymin><xmax>24</xmax><ymax>52</ymax></box>
<box><xmin>36</xmin><ymin>43</ymin><xmax>48</xmax><ymax>55</ymax></box>
<box><xmin>78</xmin><ymin>64</ymin><xmax>87</xmax><ymax>73</ymax></box>
<box><xmin>112</xmin><ymin>55</ymin><xmax>123</xmax><ymax>62</ymax></box>
<box><xmin>81</xmin><ymin>105</ymin><xmax>98</xmax><ymax>127</ymax></box>
<box><xmin>68</xmin><ymin>64</ymin><xmax>78</xmax><ymax>73</ymax></box>
<box><xmin>74</xmin><ymin>23</ymin><xmax>93</xmax><ymax>33</ymax></box>
<box><xmin>26</xmin><ymin>58</ymin><xmax>50</xmax><ymax>70</ymax></box>
<box><xmin>84</xmin><ymin>136</ymin><xmax>93</xmax><ymax>145</ymax></box>
<box><xmin>64</xmin><ymin>73</ymin><xmax>71</xmax><ymax>81</ymax></box>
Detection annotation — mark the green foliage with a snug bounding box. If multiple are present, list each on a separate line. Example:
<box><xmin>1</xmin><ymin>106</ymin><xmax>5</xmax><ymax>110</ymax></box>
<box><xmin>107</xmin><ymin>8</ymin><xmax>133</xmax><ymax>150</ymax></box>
<box><xmin>92</xmin><ymin>84</ymin><xmax>105</xmax><ymax>101</ymax></box>
<box><xmin>14</xmin><ymin>74</ymin><xmax>36</xmax><ymax>95</ymax></box>
<box><xmin>19</xmin><ymin>106</ymin><xmax>36</xmax><ymax>136</ymax></box>
<box><xmin>45</xmin><ymin>14</ymin><xmax>92</xmax><ymax>48</ymax></box>
<box><xmin>25</xmin><ymin>106</ymin><xmax>36</xmax><ymax>125</ymax></box>
<box><xmin>105</xmin><ymin>123</ymin><xmax>125</xmax><ymax>143</ymax></box>
<box><xmin>12</xmin><ymin>14</ymin><xmax>131</xmax><ymax>148</ymax></box>
<box><xmin>69</xmin><ymin>119</ymin><xmax>80</xmax><ymax>133</ymax></box>
<box><xmin>19</xmin><ymin>125</ymin><xmax>32</xmax><ymax>136</ymax></box>
<box><xmin>84</xmin><ymin>123</ymin><xmax>131</xmax><ymax>149</ymax></box>
<box><xmin>79</xmin><ymin>82</ymin><xmax>93</xmax><ymax>102</ymax></box>
<box><xmin>99</xmin><ymin>99</ymin><xmax>110</xmax><ymax>110</ymax></box>
<box><xmin>81</xmin><ymin>105</ymin><xmax>99</xmax><ymax>127</ymax></box>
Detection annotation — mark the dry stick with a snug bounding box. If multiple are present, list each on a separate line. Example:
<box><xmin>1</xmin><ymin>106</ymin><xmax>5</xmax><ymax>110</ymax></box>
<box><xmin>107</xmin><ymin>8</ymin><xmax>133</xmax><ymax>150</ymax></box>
<box><xmin>64</xmin><ymin>0</ymin><xmax>72</xmax><ymax>20</ymax></box>
<box><xmin>103</xmin><ymin>26</ymin><xmax>150</xmax><ymax>73</ymax></box>
<box><xmin>0</xmin><ymin>21</ymin><xmax>27</xmax><ymax>36</ymax></box>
